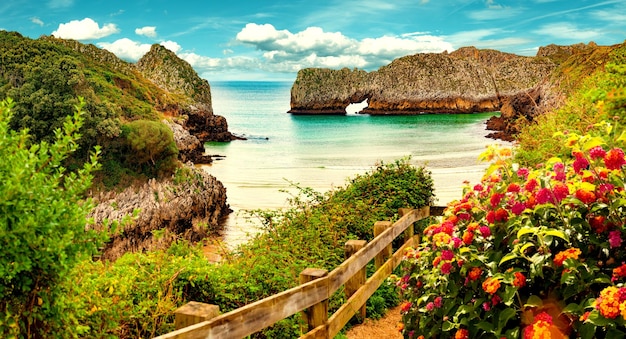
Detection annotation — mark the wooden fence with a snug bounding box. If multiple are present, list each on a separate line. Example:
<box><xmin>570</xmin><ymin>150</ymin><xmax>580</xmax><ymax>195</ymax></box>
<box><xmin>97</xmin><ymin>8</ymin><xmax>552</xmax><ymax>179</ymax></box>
<box><xmin>155</xmin><ymin>205</ymin><xmax>444</xmax><ymax>339</ymax></box>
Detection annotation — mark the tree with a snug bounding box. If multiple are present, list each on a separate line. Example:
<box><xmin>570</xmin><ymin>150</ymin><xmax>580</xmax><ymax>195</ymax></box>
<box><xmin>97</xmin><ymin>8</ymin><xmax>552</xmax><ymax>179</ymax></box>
<box><xmin>0</xmin><ymin>98</ymin><xmax>104</xmax><ymax>337</ymax></box>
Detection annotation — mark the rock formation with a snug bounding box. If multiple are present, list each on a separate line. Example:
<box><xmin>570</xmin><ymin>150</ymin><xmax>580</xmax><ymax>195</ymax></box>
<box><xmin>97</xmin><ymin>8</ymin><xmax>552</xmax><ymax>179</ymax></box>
<box><xmin>289</xmin><ymin>47</ymin><xmax>556</xmax><ymax>115</ymax></box>
<box><xmin>137</xmin><ymin>44</ymin><xmax>242</xmax><ymax>143</ymax></box>
<box><xmin>88</xmin><ymin>167</ymin><xmax>230</xmax><ymax>261</ymax></box>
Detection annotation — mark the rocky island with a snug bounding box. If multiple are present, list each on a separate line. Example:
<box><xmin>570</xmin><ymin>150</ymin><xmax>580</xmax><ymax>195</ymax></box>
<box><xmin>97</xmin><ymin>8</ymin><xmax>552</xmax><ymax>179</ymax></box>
<box><xmin>289</xmin><ymin>42</ymin><xmax>613</xmax><ymax>140</ymax></box>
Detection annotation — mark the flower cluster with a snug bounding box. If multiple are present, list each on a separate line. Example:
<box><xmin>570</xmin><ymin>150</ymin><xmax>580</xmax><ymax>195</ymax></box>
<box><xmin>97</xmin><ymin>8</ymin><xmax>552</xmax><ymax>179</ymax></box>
<box><xmin>397</xmin><ymin>127</ymin><xmax>626</xmax><ymax>338</ymax></box>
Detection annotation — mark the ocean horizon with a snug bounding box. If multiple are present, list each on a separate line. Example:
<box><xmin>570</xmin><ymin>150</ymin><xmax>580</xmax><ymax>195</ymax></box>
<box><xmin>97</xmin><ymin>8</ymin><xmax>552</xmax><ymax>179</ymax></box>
<box><xmin>202</xmin><ymin>81</ymin><xmax>510</xmax><ymax>246</ymax></box>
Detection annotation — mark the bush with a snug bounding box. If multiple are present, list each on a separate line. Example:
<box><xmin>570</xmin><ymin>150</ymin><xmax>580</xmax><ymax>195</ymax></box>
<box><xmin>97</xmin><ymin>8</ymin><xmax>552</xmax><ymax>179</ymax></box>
<box><xmin>397</xmin><ymin>131</ymin><xmax>626</xmax><ymax>338</ymax></box>
<box><xmin>0</xmin><ymin>98</ymin><xmax>104</xmax><ymax>337</ymax></box>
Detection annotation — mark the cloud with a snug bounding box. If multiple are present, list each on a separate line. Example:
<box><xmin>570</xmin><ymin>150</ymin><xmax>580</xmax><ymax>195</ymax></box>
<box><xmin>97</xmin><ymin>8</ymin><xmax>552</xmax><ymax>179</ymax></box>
<box><xmin>98</xmin><ymin>38</ymin><xmax>152</xmax><ymax>61</ymax></box>
<box><xmin>160</xmin><ymin>40</ymin><xmax>182</xmax><ymax>54</ymax></box>
<box><xmin>135</xmin><ymin>26</ymin><xmax>157</xmax><ymax>38</ymax></box>
<box><xmin>52</xmin><ymin>18</ymin><xmax>119</xmax><ymax>40</ymax></box>
<box><xmin>98</xmin><ymin>39</ymin><xmax>182</xmax><ymax>61</ymax></box>
<box><xmin>31</xmin><ymin>17</ymin><xmax>44</xmax><ymax>27</ymax></box>
<box><xmin>532</xmin><ymin>22</ymin><xmax>603</xmax><ymax>41</ymax></box>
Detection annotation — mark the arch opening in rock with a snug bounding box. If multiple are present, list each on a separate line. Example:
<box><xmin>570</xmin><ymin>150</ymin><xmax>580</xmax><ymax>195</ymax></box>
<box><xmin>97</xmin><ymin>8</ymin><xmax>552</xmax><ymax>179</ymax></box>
<box><xmin>345</xmin><ymin>99</ymin><xmax>369</xmax><ymax>115</ymax></box>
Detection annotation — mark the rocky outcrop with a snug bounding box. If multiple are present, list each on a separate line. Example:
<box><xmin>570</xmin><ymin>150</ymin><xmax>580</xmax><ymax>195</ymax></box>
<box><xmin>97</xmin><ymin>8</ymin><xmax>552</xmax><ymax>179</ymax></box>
<box><xmin>137</xmin><ymin>44</ymin><xmax>242</xmax><ymax>143</ymax></box>
<box><xmin>88</xmin><ymin>166</ymin><xmax>230</xmax><ymax>261</ymax></box>
<box><xmin>289</xmin><ymin>47</ymin><xmax>556</xmax><ymax>115</ymax></box>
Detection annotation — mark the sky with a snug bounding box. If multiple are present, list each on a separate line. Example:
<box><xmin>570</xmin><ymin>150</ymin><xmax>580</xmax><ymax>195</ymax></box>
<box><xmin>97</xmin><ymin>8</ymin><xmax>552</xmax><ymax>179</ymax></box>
<box><xmin>1</xmin><ymin>0</ymin><xmax>625</xmax><ymax>81</ymax></box>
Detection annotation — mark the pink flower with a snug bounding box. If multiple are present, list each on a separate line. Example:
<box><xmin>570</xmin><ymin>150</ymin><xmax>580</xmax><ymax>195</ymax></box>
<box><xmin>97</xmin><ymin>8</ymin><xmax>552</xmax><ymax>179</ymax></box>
<box><xmin>605</xmin><ymin>148</ymin><xmax>626</xmax><ymax>170</ymax></box>
<box><xmin>479</xmin><ymin>226</ymin><xmax>491</xmax><ymax>237</ymax></box>
<box><xmin>441</xmin><ymin>250</ymin><xmax>454</xmax><ymax>260</ymax></box>
<box><xmin>474</xmin><ymin>184</ymin><xmax>484</xmax><ymax>191</ymax></box>
<box><xmin>609</xmin><ymin>230</ymin><xmax>622</xmax><ymax>248</ymax></box>
<box><xmin>441</xmin><ymin>262</ymin><xmax>453</xmax><ymax>274</ymax></box>
<box><xmin>426</xmin><ymin>302</ymin><xmax>435</xmax><ymax>311</ymax></box>
<box><xmin>482</xmin><ymin>302</ymin><xmax>491</xmax><ymax>311</ymax></box>
<box><xmin>434</xmin><ymin>296</ymin><xmax>443</xmax><ymax>308</ymax></box>
<box><xmin>536</xmin><ymin>188</ymin><xmax>552</xmax><ymax>204</ymax></box>
<box><xmin>573</xmin><ymin>152</ymin><xmax>590</xmax><ymax>173</ymax></box>
<box><xmin>517</xmin><ymin>167</ymin><xmax>529</xmax><ymax>179</ymax></box>
<box><xmin>589</xmin><ymin>146</ymin><xmax>606</xmax><ymax>160</ymax></box>
<box><xmin>452</xmin><ymin>237</ymin><xmax>462</xmax><ymax>248</ymax></box>
<box><xmin>511</xmin><ymin>202</ymin><xmax>525</xmax><ymax>215</ymax></box>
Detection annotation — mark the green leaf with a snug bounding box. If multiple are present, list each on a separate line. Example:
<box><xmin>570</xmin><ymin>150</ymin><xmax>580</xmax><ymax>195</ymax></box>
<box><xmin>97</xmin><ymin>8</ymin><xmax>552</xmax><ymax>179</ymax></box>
<box><xmin>442</xmin><ymin>320</ymin><xmax>454</xmax><ymax>332</ymax></box>
<box><xmin>497</xmin><ymin>308</ymin><xmax>517</xmax><ymax>333</ymax></box>
<box><xmin>586</xmin><ymin>312</ymin><xmax>613</xmax><ymax>326</ymax></box>
<box><xmin>525</xmin><ymin>295</ymin><xmax>543</xmax><ymax>308</ymax></box>
<box><xmin>499</xmin><ymin>252</ymin><xmax>518</xmax><ymax>265</ymax></box>
<box><xmin>476</xmin><ymin>321</ymin><xmax>494</xmax><ymax>333</ymax></box>
<box><xmin>517</xmin><ymin>227</ymin><xmax>537</xmax><ymax>238</ymax></box>
<box><xmin>582</xmin><ymin>136</ymin><xmax>605</xmax><ymax>151</ymax></box>
<box><xmin>544</xmin><ymin>229</ymin><xmax>569</xmax><ymax>242</ymax></box>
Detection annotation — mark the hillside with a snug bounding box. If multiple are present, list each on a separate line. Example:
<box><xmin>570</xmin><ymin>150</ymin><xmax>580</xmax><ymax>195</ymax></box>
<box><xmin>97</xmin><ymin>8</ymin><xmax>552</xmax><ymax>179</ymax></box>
<box><xmin>0</xmin><ymin>31</ymin><xmax>236</xmax><ymax>181</ymax></box>
<box><xmin>0</xmin><ymin>30</ymin><xmax>234</xmax><ymax>259</ymax></box>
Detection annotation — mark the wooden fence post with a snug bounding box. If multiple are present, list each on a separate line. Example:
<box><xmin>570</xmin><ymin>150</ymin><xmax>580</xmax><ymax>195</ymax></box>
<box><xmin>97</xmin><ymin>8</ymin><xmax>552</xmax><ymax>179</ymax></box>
<box><xmin>399</xmin><ymin>208</ymin><xmax>415</xmax><ymax>245</ymax></box>
<box><xmin>344</xmin><ymin>240</ymin><xmax>367</xmax><ymax>321</ymax></box>
<box><xmin>300</xmin><ymin>268</ymin><xmax>329</xmax><ymax>334</ymax></box>
<box><xmin>374</xmin><ymin>221</ymin><xmax>392</xmax><ymax>269</ymax></box>
<box><xmin>174</xmin><ymin>301</ymin><xmax>220</xmax><ymax>330</ymax></box>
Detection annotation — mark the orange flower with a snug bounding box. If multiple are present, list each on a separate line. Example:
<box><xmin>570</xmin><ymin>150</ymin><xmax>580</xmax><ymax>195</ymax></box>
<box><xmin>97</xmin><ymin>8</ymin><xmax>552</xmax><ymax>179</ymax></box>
<box><xmin>595</xmin><ymin>286</ymin><xmax>622</xmax><ymax>319</ymax></box>
<box><xmin>482</xmin><ymin>277</ymin><xmax>501</xmax><ymax>294</ymax></box>
<box><xmin>468</xmin><ymin>267</ymin><xmax>482</xmax><ymax>281</ymax></box>
<box><xmin>455</xmin><ymin>328</ymin><xmax>469</xmax><ymax>339</ymax></box>
<box><xmin>396</xmin><ymin>322</ymin><xmax>404</xmax><ymax>332</ymax></box>
<box><xmin>513</xmin><ymin>272</ymin><xmax>526</xmax><ymax>288</ymax></box>
<box><xmin>553</xmin><ymin>248</ymin><xmax>581</xmax><ymax>267</ymax></box>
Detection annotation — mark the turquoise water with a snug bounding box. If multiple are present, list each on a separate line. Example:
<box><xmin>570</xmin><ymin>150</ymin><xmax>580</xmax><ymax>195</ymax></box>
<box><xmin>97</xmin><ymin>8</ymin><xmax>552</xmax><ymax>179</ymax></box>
<box><xmin>203</xmin><ymin>81</ymin><xmax>508</xmax><ymax>245</ymax></box>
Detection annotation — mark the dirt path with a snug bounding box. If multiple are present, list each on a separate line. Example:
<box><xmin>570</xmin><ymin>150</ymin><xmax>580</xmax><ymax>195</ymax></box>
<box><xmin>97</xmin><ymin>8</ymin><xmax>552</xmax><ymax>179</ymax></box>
<box><xmin>346</xmin><ymin>305</ymin><xmax>403</xmax><ymax>339</ymax></box>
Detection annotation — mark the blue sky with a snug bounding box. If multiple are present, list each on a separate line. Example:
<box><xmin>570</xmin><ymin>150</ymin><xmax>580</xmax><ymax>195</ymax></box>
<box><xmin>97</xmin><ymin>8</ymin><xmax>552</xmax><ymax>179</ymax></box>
<box><xmin>1</xmin><ymin>0</ymin><xmax>625</xmax><ymax>81</ymax></box>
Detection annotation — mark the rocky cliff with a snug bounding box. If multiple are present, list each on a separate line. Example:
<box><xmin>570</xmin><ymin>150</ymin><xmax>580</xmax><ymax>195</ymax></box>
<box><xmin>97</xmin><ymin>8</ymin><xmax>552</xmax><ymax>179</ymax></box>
<box><xmin>88</xmin><ymin>167</ymin><xmax>230</xmax><ymax>261</ymax></box>
<box><xmin>289</xmin><ymin>47</ymin><xmax>556</xmax><ymax>115</ymax></box>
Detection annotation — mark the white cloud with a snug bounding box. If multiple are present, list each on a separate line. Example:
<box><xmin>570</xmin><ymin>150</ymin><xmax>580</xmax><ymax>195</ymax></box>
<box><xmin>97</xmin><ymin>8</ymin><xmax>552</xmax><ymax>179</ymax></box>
<box><xmin>160</xmin><ymin>40</ymin><xmax>182</xmax><ymax>54</ymax></box>
<box><xmin>98</xmin><ymin>38</ymin><xmax>151</xmax><ymax>61</ymax></box>
<box><xmin>532</xmin><ymin>22</ymin><xmax>603</xmax><ymax>41</ymax></box>
<box><xmin>31</xmin><ymin>17</ymin><xmax>44</xmax><ymax>27</ymax></box>
<box><xmin>52</xmin><ymin>18</ymin><xmax>119</xmax><ymax>40</ymax></box>
<box><xmin>135</xmin><ymin>26</ymin><xmax>157</xmax><ymax>38</ymax></box>
<box><xmin>233</xmin><ymin>23</ymin><xmax>453</xmax><ymax>72</ymax></box>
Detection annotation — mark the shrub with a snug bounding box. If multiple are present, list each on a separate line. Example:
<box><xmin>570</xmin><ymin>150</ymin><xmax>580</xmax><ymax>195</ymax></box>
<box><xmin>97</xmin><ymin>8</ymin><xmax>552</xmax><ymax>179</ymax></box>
<box><xmin>398</xmin><ymin>128</ymin><xmax>626</xmax><ymax>338</ymax></box>
<box><xmin>0</xmin><ymin>98</ymin><xmax>104</xmax><ymax>337</ymax></box>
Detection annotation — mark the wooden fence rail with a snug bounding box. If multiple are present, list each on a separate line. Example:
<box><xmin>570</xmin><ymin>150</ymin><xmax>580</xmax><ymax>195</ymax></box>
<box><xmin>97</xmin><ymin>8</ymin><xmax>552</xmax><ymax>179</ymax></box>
<box><xmin>155</xmin><ymin>205</ymin><xmax>444</xmax><ymax>339</ymax></box>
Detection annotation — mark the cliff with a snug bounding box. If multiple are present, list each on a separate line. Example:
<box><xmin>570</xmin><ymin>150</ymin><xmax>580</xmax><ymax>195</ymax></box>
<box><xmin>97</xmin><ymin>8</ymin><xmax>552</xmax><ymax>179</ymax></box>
<box><xmin>88</xmin><ymin>167</ymin><xmax>230</xmax><ymax>261</ymax></box>
<box><xmin>289</xmin><ymin>47</ymin><xmax>556</xmax><ymax>115</ymax></box>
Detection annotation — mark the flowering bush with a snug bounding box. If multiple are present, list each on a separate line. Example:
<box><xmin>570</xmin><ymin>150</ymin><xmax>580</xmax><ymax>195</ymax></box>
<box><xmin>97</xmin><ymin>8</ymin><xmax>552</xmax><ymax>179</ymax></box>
<box><xmin>398</xmin><ymin>125</ymin><xmax>626</xmax><ymax>338</ymax></box>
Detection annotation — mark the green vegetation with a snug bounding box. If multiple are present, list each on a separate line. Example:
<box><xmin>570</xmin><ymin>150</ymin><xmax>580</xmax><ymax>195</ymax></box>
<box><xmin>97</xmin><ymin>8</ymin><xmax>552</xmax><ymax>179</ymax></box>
<box><xmin>22</xmin><ymin>159</ymin><xmax>431</xmax><ymax>338</ymax></box>
<box><xmin>515</xmin><ymin>43</ymin><xmax>626</xmax><ymax>165</ymax></box>
<box><xmin>0</xmin><ymin>31</ymin><xmax>183</xmax><ymax>187</ymax></box>
<box><xmin>0</xmin><ymin>99</ymin><xmax>104</xmax><ymax>337</ymax></box>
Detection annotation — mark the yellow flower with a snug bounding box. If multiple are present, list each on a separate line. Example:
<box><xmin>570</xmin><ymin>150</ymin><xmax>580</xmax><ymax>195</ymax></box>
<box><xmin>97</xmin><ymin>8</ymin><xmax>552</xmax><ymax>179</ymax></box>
<box><xmin>433</xmin><ymin>232</ymin><xmax>451</xmax><ymax>247</ymax></box>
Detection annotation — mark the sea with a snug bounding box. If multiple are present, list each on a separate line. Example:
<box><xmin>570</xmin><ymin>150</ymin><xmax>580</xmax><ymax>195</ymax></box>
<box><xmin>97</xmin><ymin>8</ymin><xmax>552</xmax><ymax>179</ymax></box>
<box><xmin>202</xmin><ymin>81</ymin><xmax>510</xmax><ymax>247</ymax></box>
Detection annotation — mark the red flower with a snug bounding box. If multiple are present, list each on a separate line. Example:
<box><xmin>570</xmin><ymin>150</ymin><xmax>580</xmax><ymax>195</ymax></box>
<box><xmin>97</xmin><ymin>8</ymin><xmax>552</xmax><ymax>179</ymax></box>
<box><xmin>575</xmin><ymin>188</ymin><xmax>596</xmax><ymax>204</ymax></box>
<box><xmin>525</xmin><ymin>178</ymin><xmax>539</xmax><ymax>192</ymax></box>
<box><xmin>486</xmin><ymin>210</ymin><xmax>496</xmax><ymax>224</ymax></box>
<box><xmin>604</xmin><ymin>148</ymin><xmax>626</xmax><ymax>170</ymax></box>
<box><xmin>495</xmin><ymin>208</ymin><xmax>509</xmax><ymax>222</ymax></box>
<box><xmin>468</xmin><ymin>267</ymin><xmax>482</xmax><ymax>281</ymax></box>
<box><xmin>507</xmin><ymin>183</ymin><xmax>521</xmax><ymax>193</ymax></box>
<box><xmin>552</xmin><ymin>183</ymin><xmax>569</xmax><ymax>202</ymax></box>
<box><xmin>441</xmin><ymin>262</ymin><xmax>453</xmax><ymax>274</ymax></box>
<box><xmin>589</xmin><ymin>215</ymin><xmax>608</xmax><ymax>233</ymax></box>
<box><xmin>612</xmin><ymin>264</ymin><xmax>626</xmax><ymax>282</ymax></box>
<box><xmin>513</xmin><ymin>272</ymin><xmax>526</xmax><ymax>288</ymax></box>
<box><xmin>490</xmin><ymin>193</ymin><xmax>504</xmax><ymax>207</ymax></box>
